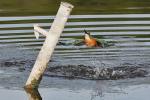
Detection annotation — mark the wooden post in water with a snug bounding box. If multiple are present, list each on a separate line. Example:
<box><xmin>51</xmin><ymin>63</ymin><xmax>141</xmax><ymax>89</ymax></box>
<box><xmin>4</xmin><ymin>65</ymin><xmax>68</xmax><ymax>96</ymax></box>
<box><xmin>25</xmin><ymin>2</ymin><xmax>74</xmax><ymax>89</ymax></box>
<box><xmin>24</xmin><ymin>88</ymin><xmax>42</xmax><ymax>100</ymax></box>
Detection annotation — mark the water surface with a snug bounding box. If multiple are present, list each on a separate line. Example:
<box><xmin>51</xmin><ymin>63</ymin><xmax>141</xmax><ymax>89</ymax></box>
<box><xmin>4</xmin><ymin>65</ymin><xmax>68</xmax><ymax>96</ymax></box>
<box><xmin>0</xmin><ymin>0</ymin><xmax>150</xmax><ymax>99</ymax></box>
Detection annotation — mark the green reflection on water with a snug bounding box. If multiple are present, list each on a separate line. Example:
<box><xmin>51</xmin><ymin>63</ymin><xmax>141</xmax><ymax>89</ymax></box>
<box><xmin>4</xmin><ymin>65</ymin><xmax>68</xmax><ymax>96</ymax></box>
<box><xmin>0</xmin><ymin>0</ymin><xmax>150</xmax><ymax>16</ymax></box>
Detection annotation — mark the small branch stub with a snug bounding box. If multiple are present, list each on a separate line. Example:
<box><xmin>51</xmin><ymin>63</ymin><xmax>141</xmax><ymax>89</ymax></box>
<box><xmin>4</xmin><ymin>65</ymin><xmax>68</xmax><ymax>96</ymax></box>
<box><xmin>25</xmin><ymin>2</ymin><xmax>74</xmax><ymax>89</ymax></box>
<box><xmin>34</xmin><ymin>24</ymin><xmax>48</xmax><ymax>39</ymax></box>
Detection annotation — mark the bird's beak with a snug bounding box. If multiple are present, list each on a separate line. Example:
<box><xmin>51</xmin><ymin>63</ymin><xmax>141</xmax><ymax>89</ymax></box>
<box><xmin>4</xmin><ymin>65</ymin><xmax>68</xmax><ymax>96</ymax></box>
<box><xmin>84</xmin><ymin>30</ymin><xmax>90</xmax><ymax>35</ymax></box>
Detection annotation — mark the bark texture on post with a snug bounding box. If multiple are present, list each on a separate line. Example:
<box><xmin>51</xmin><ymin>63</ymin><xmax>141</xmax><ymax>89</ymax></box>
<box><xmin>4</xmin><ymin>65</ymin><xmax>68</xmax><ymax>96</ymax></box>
<box><xmin>25</xmin><ymin>2</ymin><xmax>74</xmax><ymax>89</ymax></box>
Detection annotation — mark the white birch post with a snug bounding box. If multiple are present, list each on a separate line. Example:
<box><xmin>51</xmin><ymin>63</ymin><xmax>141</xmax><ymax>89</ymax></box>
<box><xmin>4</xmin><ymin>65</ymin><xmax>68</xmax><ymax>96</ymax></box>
<box><xmin>25</xmin><ymin>2</ymin><xmax>74</xmax><ymax>89</ymax></box>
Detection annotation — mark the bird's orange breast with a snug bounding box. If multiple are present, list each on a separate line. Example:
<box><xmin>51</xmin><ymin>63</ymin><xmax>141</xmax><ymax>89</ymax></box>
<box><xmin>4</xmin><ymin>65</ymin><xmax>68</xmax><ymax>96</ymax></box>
<box><xmin>84</xmin><ymin>38</ymin><xmax>98</xmax><ymax>47</ymax></box>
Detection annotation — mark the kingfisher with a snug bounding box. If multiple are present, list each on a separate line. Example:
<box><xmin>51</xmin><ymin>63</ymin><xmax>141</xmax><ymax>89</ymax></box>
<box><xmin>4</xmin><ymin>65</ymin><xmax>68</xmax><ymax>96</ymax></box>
<box><xmin>84</xmin><ymin>30</ymin><xmax>102</xmax><ymax>47</ymax></box>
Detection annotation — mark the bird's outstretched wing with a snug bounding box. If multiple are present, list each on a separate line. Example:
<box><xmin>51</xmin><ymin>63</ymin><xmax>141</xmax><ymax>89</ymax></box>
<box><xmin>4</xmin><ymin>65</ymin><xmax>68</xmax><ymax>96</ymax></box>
<box><xmin>74</xmin><ymin>40</ymin><xmax>85</xmax><ymax>46</ymax></box>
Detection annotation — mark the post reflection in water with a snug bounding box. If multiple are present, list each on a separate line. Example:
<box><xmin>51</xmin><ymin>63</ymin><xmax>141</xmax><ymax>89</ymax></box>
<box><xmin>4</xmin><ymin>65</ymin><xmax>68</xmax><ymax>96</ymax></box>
<box><xmin>24</xmin><ymin>88</ymin><xmax>42</xmax><ymax>100</ymax></box>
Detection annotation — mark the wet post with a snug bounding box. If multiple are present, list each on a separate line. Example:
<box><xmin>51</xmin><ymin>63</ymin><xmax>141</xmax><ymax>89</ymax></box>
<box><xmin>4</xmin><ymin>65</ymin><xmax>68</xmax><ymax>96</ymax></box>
<box><xmin>25</xmin><ymin>2</ymin><xmax>74</xmax><ymax>89</ymax></box>
<box><xmin>24</xmin><ymin>88</ymin><xmax>42</xmax><ymax>100</ymax></box>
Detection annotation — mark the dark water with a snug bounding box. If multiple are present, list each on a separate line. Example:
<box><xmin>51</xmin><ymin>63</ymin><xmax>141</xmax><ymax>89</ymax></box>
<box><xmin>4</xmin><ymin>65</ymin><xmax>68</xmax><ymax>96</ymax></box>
<box><xmin>1</xmin><ymin>0</ymin><xmax>150</xmax><ymax>15</ymax></box>
<box><xmin>0</xmin><ymin>0</ymin><xmax>150</xmax><ymax>100</ymax></box>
